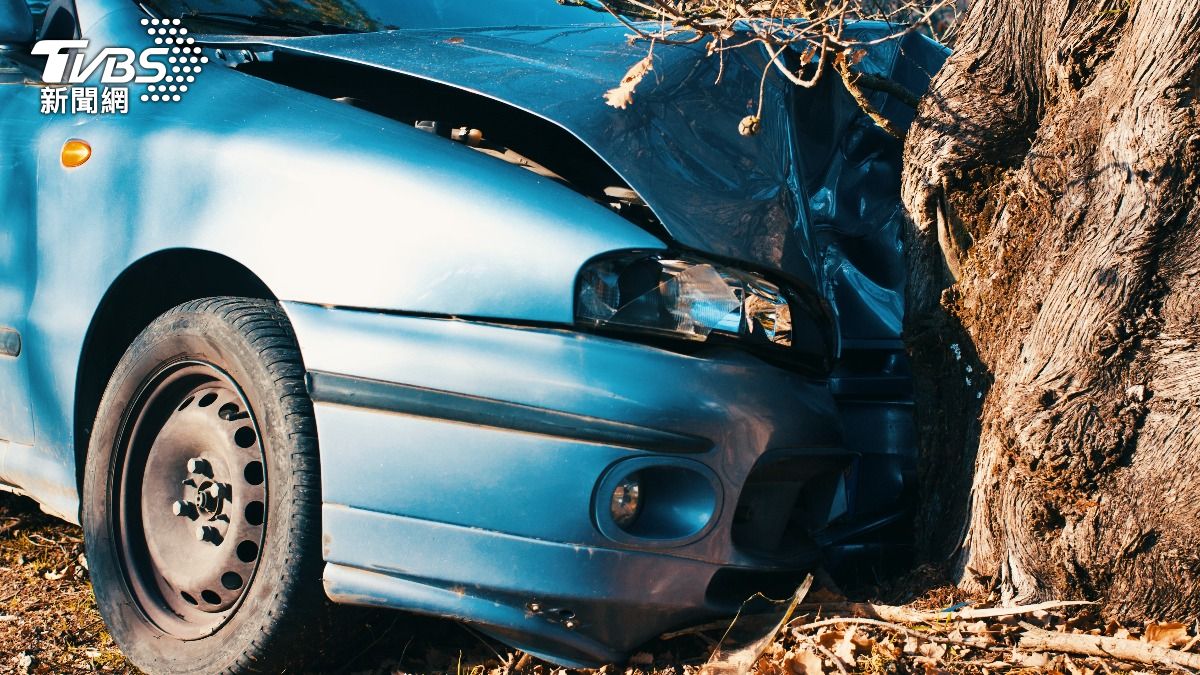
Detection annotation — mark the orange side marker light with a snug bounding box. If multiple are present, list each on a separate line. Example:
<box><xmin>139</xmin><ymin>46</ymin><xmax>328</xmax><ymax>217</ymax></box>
<box><xmin>61</xmin><ymin>139</ymin><xmax>92</xmax><ymax>167</ymax></box>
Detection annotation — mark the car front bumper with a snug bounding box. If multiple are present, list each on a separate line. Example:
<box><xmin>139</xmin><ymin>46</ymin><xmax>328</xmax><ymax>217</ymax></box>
<box><xmin>282</xmin><ymin>301</ymin><xmax>858</xmax><ymax>667</ymax></box>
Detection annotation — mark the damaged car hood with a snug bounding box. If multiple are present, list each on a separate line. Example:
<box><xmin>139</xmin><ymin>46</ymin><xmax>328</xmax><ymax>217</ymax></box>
<box><xmin>209</xmin><ymin>23</ymin><xmax>946</xmax><ymax>344</ymax></box>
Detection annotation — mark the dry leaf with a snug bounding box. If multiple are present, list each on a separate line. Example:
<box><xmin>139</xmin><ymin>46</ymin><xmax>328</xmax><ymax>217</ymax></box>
<box><xmin>912</xmin><ymin>658</ymin><xmax>939</xmax><ymax>675</ymax></box>
<box><xmin>604</xmin><ymin>54</ymin><xmax>653</xmax><ymax>109</ymax></box>
<box><xmin>851</xmin><ymin>630</ymin><xmax>876</xmax><ymax>651</ymax></box>
<box><xmin>1063</xmin><ymin>654</ymin><xmax>1096</xmax><ymax>675</ymax></box>
<box><xmin>1144</xmin><ymin>621</ymin><xmax>1190</xmax><ymax>648</ymax></box>
<box><xmin>916</xmin><ymin>641</ymin><xmax>946</xmax><ymax>660</ymax></box>
<box><xmin>783</xmin><ymin>648</ymin><xmax>825</xmax><ymax>675</ymax></box>
<box><xmin>964</xmin><ymin>620</ymin><xmax>990</xmax><ymax>635</ymax></box>
<box><xmin>1016</xmin><ymin>651</ymin><xmax>1050</xmax><ymax>668</ymax></box>
<box><xmin>816</xmin><ymin>629</ymin><xmax>842</xmax><ymax>649</ymax></box>
<box><xmin>833</xmin><ymin>627</ymin><xmax>858</xmax><ymax>664</ymax></box>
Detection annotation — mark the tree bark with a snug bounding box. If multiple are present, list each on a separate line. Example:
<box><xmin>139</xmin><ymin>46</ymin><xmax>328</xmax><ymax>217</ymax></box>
<box><xmin>902</xmin><ymin>0</ymin><xmax>1200</xmax><ymax>620</ymax></box>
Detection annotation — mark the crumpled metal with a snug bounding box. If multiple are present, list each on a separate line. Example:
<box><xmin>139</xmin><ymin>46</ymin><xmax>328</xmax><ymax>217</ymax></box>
<box><xmin>238</xmin><ymin>21</ymin><xmax>947</xmax><ymax>347</ymax></box>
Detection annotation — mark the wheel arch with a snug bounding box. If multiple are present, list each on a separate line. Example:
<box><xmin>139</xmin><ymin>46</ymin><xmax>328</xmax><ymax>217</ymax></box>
<box><xmin>74</xmin><ymin>248</ymin><xmax>276</xmax><ymax>496</ymax></box>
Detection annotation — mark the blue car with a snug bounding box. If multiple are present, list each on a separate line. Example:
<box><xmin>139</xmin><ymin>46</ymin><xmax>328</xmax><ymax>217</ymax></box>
<box><xmin>0</xmin><ymin>0</ymin><xmax>945</xmax><ymax>671</ymax></box>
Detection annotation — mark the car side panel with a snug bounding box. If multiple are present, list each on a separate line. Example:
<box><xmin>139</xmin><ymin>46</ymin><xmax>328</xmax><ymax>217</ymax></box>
<box><xmin>2</xmin><ymin>6</ymin><xmax>664</xmax><ymax>520</ymax></box>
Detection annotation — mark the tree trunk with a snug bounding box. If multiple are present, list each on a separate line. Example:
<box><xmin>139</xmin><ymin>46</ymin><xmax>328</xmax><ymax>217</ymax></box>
<box><xmin>901</xmin><ymin>0</ymin><xmax>1200</xmax><ymax>620</ymax></box>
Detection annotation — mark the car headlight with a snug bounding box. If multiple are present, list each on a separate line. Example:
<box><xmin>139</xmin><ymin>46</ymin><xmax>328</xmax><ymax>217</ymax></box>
<box><xmin>576</xmin><ymin>252</ymin><xmax>796</xmax><ymax>348</ymax></box>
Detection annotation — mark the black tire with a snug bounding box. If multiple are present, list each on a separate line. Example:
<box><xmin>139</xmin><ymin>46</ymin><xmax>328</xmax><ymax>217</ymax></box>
<box><xmin>83</xmin><ymin>297</ymin><xmax>326</xmax><ymax>674</ymax></box>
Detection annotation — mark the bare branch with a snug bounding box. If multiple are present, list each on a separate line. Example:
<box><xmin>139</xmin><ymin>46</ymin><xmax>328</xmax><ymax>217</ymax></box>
<box><xmin>596</xmin><ymin>0</ymin><xmax>958</xmax><ymax>135</ymax></box>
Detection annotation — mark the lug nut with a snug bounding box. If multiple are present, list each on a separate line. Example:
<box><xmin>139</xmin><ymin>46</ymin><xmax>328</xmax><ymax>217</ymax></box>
<box><xmin>187</xmin><ymin>457</ymin><xmax>212</xmax><ymax>476</ymax></box>
<box><xmin>172</xmin><ymin>501</ymin><xmax>198</xmax><ymax>519</ymax></box>
<box><xmin>195</xmin><ymin>526</ymin><xmax>222</xmax><ymax>544</ymax></box>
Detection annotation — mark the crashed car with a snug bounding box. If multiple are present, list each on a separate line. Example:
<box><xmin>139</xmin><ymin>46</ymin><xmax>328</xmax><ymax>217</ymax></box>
<box><xmin>0</xmin><ymin>0</ymin><xmax>945</xmax><ymax>671</ymax></box>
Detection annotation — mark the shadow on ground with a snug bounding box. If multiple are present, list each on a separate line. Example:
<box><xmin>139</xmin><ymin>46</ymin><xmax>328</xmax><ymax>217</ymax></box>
<box><xmin>0</xmin><ymin>492</ymin><xmax>707</xmax><ymax>674</ymax></box>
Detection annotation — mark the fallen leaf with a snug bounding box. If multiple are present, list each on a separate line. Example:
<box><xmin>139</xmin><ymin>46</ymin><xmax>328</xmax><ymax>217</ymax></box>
<box><xmin>1063</xmin><ymin>654</ymin><xmax>1095</xmax><ymax>675</ymax></box>
<box><xmin>1145</xmin><ymin>621</ymin><xmax>1190</xmax><ymax>648</ymax></box>
<box><xmin>1016</xmin><ymin>651</ymin><xmax>1050</xmax><ymax>668</ymax></box>
<box><xmin>964</xmin><ymin>620</ymin><xmax>990</xmax><ymax>635</ymax></box>
<box><xmin>816</xmin><ymin>629</ymin><xmax>842</xmax><ymax>649</ymax></box>
<box><xmin>850</xmin><ymin>629</ymin><xmax>876</xmax><ymax>651</ymax></box>
<box><xmin>604</xmin><ymin>54</ymin><xmax>653</xmax><ymax>109</ymax></box>
<box><xmin>917</xmin><ymin>641</ymin><xmax>946</xmax><ymax>660</ymax></box>
<box><xmin>783</xmin><ymin>648</ymin><xmax>824</xmax><ymax>675</ymax></box>
<box><xmin>833</xmin><ymin>627</ymin><xmax>858</xmax><ymax>664</ymax></box>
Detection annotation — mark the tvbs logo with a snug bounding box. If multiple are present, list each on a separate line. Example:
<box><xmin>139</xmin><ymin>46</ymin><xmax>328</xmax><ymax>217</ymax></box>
<box><xmin>33</xmin><ymin>40</ymin><xmax>172</xmax><ymax>84</ymax></box>
<box><xmin>33</xmin><ymin>19</ymin><xmax>206</xmax><ymax>112</ymax></box>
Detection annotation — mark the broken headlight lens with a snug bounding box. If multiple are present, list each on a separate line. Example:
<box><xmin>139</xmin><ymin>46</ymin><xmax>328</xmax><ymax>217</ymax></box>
<box><xmin>576</xmin><ymin>253</ymin><xmax>793</xmax><ymax>348</ymax></box>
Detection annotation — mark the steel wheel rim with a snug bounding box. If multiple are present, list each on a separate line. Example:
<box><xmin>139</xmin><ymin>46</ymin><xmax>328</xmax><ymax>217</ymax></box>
<box><xmin>113</xmin><ymin>360</ymin><xmax>268</xmax><ymax>639</ymax></box>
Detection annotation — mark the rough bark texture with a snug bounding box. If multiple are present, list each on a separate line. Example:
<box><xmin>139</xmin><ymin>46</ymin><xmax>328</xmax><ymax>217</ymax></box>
<box><xmin>901</xmin><ymin>0</ymin><xmax>1200</xmax><ymax>620</ymax></box>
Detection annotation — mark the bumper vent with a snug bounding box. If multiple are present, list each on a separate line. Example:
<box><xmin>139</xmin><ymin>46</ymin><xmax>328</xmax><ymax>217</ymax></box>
<box><xmin>731</xmin><ymin>454</ymin><xmax>853</xmax><ymax>558</ymax></box>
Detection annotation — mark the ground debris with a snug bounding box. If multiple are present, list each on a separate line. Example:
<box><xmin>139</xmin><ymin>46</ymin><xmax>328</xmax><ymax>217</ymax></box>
<box><xmin>0</xmin><ymin>493</ymin><xmax>1192</xmax><ymax>675</ymax></box>
<box><xmin>0</xmin><ymin>495</ymin><xmax>134</xmax><ymax>673</ymax></box>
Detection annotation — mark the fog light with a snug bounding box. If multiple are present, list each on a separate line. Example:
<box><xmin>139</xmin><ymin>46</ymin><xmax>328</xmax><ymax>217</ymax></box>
<box><xmin>610</xmin><ymin>475</ymin><xmax>642</xmax><ymax>528</ymax></box>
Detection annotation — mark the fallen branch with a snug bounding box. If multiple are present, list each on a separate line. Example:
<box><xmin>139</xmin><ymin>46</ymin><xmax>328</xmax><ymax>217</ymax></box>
<box><xmin>1019</xmin><ymin>623</ymin><xmax>1200</xmax><ymax>671</ymax></box>
<box><xmin>790</xmin><ymin>616</ymin><xmax>1005</xmax><ymax>651</ymax></box>
<box><xmin>797</xmin><ymin>599</ymin><xmax>1094</xmax><ymax>623</ymax></box>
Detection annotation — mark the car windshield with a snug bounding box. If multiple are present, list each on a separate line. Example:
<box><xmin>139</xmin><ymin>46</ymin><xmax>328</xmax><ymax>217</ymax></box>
<box><xmin>138</xmin><ymin>0</ymin><xmax>625</xmax><ymax>35</ymax></box>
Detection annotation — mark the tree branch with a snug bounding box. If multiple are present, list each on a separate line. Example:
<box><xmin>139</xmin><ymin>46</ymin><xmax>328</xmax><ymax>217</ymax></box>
<box><xmin>833</xmin><ymin>52</ymin><xmax>905</xmax><ymax>139</ymax></box>
<box><xmin>1019</xmin><ymin>623</ymin><xmax>1200</xmax><ymax>671</ymax></box>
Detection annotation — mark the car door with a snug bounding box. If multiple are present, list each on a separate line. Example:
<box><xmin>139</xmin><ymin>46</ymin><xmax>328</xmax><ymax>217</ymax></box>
<box><xmin>0</xmin><ymin>47</ymin><xmax>44</xmax><ymax>456</ymax></box>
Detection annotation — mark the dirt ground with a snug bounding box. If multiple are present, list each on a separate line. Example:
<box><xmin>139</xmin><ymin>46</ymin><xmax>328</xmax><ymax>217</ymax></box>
<box><xmin>0</xmin><ymin>492</ymin><xmax>528</xmax><ymax>674</ymax></box>
<box><xmin>0</xmin><ymin>492</ymin><xmax>1190</xmax><ymax>675</ymax></box>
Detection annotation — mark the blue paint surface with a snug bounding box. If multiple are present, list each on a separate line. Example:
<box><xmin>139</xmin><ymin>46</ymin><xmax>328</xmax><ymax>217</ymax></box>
<box><xmin>0</xmin><ymin>0</ymin><xmax>944</xmax><ymax>664</ymax></box>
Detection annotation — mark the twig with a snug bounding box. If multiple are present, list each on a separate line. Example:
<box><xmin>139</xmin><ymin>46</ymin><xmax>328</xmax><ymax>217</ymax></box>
<box><xmin>457</xmin><ymin>623</ymin><xmax>506</xmax><ymax>664</ymax></box>
<box><xmin>810</xmin><ymin>642</ymin><xmax>850</xmax><ymax>674</ymax></box>
<box><xmin>661</xmin><ymin>619</ymin><xmax>746</xmax><ymax>641</ymax></box>
<box><xmin>833</xmin><ymin>52</ymin><xmax>904</xmax><ymax>139</ymax></box>
<box><xmin>335</xmin><ymin>614</ymin><xmax>401</xmax><ymax>672</ymax></box>
<box><xmin>1018</xmin><ymin>623</ymin><xmax>1200</xmax><ymax>671</ymax></box>
<box><xmin>851</xmin><ymin>70</ymin><xmax>921</xmax><ymax>107</ymax></box>
<box><xmin>1182</xmin><ymin>635</ymin><xmax>1200</xmax><ymax>653</ymax></box>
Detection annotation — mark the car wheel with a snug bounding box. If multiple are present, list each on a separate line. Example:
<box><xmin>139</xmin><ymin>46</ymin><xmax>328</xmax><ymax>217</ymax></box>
<box><xmin>83</xmin><ymin>297</ymin><xmax>326</xmax><ymax>674</ymax></box>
